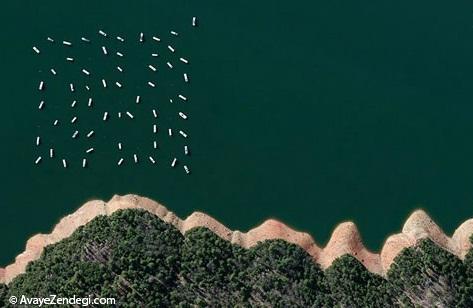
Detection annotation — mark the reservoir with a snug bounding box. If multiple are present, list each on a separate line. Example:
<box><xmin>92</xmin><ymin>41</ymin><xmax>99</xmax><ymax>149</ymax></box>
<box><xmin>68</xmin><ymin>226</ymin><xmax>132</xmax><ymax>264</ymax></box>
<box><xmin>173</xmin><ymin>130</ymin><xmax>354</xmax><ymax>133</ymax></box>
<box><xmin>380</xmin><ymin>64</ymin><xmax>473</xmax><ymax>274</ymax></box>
<box><xmin>1</xmin><ymin>0</ymin><xmax>473</xmax><ymax>265</ymax></box>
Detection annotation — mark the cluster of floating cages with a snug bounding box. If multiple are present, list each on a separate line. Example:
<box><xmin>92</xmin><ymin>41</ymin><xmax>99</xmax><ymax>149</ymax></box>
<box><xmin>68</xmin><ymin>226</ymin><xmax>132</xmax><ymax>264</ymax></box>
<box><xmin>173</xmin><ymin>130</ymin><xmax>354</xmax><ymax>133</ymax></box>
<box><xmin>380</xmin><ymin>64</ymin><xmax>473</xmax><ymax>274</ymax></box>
<box><xmin>33</xmin><ymin>17</ymin><xmax>198</xmax><ymax>175</ymax></box>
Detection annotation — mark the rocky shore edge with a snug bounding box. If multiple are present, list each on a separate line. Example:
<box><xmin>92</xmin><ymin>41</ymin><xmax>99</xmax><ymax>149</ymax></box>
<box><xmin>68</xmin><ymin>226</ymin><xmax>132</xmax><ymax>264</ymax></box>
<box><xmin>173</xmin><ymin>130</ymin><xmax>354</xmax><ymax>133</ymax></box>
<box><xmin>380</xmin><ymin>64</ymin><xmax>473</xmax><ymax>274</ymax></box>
<box><xmin>1</xmin><ymin>194</ymin><xmax>472</xmax><ymax>284</ymax></box>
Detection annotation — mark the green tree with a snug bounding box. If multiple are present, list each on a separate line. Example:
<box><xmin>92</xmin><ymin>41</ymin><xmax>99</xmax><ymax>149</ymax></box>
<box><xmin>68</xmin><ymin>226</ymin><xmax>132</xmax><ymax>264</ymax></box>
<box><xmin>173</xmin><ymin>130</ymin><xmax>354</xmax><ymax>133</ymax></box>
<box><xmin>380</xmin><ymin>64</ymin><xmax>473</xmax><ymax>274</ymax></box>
<box><xmin>7</xmin><ymin>209</ymin><xmax>183</xmax><ymax>307</ymax></box>
<box><xmin>461</xmin><ymin>234</ymin><xmax>473</xmax><ymax>305</ymax></box>
<box><xmin>170</xmin><ymin>227</ymin><xmax>250</xmax><ymax>306</ymax></box>
<box><xmin>6</xmin><ymin>209</ymin><xmax>473</xmax><ymax>307</ymax></box>
<box><xmin>0</xmin><ymin>283</ymin><xmax>7</xmax><ymax>307</ymax></box>
<box><xmin>325</xmin><ymin>254</ymin><xmax>391</xmax><ymax>307</ymax></box>
<box><xmin>245</xmin><ymin>240</ymin><xmax>331</xmax><ymax>307</ymax></box>
<box><xmin>387</xmin><ymin>238</ymin><xmax>469</xmax><ymax>307</ymax></box>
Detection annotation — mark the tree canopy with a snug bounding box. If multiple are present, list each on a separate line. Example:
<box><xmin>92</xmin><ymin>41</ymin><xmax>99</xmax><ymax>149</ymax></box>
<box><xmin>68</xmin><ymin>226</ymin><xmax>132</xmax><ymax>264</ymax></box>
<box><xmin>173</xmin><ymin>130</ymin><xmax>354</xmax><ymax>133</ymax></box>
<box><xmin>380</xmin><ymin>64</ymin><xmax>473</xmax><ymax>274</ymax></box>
<box><xmin>2</xmin><ymin>209</ymin><xmax>473</xmax><ymax>307</ymax></box>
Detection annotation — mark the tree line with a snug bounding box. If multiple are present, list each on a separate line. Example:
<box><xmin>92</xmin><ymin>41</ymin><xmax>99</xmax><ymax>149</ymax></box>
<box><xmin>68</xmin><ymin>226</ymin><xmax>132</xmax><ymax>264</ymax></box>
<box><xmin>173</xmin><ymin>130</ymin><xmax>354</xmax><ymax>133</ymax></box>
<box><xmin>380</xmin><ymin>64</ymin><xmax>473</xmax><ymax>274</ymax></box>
<box><xmin>1</xmin><ymin>209</ymin><xmax>473</xmax><ymax>307</ymax></box>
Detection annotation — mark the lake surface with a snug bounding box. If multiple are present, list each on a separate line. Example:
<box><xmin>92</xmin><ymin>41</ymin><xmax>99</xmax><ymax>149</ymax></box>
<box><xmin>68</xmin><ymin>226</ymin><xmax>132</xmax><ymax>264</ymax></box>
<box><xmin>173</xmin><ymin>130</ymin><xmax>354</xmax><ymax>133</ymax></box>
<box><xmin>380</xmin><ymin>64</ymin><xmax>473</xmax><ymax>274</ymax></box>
<box><xmin>1</xmin><ymin>0</ymin><xmax>473</xmax><ymax>265</ymax></box>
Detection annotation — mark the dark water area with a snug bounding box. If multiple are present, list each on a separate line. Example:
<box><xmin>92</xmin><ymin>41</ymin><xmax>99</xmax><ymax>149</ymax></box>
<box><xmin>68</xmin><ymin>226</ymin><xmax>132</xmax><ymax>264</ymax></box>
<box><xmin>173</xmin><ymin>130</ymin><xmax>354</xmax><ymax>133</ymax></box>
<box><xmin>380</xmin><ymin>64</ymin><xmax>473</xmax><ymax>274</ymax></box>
<box><xmin>1</xmin><ymin>0</ymin><xmax>473</xmax><ymax>265</ymax></box>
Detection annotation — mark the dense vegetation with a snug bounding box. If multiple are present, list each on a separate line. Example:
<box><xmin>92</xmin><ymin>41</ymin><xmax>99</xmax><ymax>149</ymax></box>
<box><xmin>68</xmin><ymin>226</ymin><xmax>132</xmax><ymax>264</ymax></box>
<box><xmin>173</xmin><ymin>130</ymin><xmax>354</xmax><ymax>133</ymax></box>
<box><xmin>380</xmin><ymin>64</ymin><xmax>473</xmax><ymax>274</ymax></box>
<box><xmin>0</xmin><ymin>283</ymin><xmax>7</xmax><ymax>307</ymax></box>
<box><xmin>1</xmin><ymin>209</ymin><xmax>473</xmax><ymax>307</ymax></box>
<box><xmin>325</xmin><ymin>255</ymin><xmax>391</xmax><ymax>307</ymax></box>
<box><xmin>5</xmin><ymin>210</ymin><xmax>183</xmax><ymax>307</ymax></box>
<box><xmin>387</xmin><ymin>239</ymin><xmax>473</xmax><ymax>307</ymax></box>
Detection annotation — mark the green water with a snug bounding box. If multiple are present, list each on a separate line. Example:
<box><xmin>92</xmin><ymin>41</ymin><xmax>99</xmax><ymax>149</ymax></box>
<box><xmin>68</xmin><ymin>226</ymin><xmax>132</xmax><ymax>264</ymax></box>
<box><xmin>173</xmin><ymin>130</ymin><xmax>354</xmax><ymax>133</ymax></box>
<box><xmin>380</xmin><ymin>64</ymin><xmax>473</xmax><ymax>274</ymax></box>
<box><xmin>1</xmin><ymin>0</ymin><xmax>473</xmax><ymax>265</ymax></box>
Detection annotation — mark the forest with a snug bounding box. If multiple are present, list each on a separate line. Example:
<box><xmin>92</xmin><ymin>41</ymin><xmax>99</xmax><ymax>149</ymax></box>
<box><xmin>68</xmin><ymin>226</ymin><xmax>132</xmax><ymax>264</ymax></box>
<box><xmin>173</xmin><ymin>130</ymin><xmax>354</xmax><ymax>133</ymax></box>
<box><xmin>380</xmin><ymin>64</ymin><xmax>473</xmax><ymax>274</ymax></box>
<box><xmin>2</xmin><ymin>209</ymin><xmax>473</xmax><ymax>307</ymax></box>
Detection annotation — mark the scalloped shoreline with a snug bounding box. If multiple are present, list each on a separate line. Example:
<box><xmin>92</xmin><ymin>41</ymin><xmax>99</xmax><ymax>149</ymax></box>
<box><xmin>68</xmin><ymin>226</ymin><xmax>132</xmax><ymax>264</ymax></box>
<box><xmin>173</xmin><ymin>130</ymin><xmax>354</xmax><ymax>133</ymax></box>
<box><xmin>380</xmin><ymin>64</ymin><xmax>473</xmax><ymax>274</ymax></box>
<box><xmin>1</xmin><ymin>194</ymin><xmax>472</xmax><ymax>284</ymax></box>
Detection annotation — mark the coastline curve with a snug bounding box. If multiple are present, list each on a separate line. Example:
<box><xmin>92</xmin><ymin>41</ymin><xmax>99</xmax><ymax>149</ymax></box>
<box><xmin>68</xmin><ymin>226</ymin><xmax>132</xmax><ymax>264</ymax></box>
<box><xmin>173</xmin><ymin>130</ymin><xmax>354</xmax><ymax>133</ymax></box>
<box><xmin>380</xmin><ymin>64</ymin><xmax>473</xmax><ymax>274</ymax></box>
<box><xmin>1</xmin><ymin>194</ymin><xmax>472</xmax><ymax>284</ymax></box>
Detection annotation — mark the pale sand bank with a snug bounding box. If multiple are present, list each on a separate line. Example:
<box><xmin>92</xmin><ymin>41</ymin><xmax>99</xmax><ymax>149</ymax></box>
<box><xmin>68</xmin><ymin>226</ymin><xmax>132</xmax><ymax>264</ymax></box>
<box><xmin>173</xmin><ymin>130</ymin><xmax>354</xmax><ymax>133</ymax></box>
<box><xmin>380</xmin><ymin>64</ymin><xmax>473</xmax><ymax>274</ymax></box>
<box><xmin>1</xmin><ymin>194</ymin><xmax>472</xmax><ymax>284</ymax></box>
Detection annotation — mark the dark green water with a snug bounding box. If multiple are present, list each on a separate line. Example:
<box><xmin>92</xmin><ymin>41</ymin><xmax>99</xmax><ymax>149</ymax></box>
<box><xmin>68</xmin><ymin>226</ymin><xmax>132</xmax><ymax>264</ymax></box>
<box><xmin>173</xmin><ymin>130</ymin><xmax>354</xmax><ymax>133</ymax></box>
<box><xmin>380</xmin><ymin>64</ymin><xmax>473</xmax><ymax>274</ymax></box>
<box><xmin>1</xmin><ymin>0</ymin><xmax>473</xmax><ymax>265</ymax></box>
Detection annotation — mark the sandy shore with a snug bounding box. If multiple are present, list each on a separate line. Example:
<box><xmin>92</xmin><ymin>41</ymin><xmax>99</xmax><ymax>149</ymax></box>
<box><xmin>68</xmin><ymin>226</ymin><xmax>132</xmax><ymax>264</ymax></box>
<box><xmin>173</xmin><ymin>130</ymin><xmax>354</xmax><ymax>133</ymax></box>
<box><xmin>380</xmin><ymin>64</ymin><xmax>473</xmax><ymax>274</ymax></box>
<box><xmin>1</xmin><ymin>194</ymin><xmax>472</xmax><ymax>284</ymax></box>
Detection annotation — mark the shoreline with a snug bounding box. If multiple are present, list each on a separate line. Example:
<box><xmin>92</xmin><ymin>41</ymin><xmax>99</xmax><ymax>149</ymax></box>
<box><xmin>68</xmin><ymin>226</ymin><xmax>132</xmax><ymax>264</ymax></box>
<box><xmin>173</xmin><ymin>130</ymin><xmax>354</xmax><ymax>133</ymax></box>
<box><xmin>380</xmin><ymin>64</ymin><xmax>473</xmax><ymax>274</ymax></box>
<box><xmin>1</xmin><ymin>194</ymin><xmax>472</xmax><ymax>284</ymax></box>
